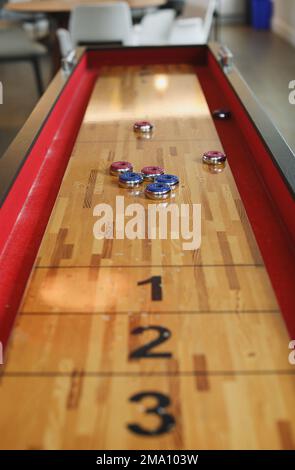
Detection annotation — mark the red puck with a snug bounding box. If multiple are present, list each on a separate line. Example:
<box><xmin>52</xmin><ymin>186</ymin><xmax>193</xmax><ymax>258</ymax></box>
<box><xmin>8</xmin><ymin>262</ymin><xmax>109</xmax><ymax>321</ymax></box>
<box><xmin>141</xmin><ymin>166</ymin><xmax>164</xmax><ymax>181</ymax></box>
<box><xmin>110</xmin><ymin>161</ymin><xmax>133</xmax><ymax>176</ymax></box>
<box><xmin>133</xmin><ymin>121</ymin><xmax>154</xmax><ymax>133</ymax></box>
<box><xmin>202</xmin><ymin>151</ymin><xmax>227</xmax><ymax>165</ymax></box>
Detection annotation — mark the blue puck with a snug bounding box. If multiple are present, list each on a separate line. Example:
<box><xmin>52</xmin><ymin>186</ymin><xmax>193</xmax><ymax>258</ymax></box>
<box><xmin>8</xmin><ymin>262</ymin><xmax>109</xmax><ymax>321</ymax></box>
<box><xmin>119</xmin><ymin>172</ymin><xmax>144</xmax><ymax>188</ymax></box>
<box><xmin>145</xmin><ymin>182</ymin><xmax>171</xmax><ymax>200</ymax></box>
<box><xmin>155</xmin><ymin>174</ymin><xmax>179</xmax><ymax>189</ymax></box>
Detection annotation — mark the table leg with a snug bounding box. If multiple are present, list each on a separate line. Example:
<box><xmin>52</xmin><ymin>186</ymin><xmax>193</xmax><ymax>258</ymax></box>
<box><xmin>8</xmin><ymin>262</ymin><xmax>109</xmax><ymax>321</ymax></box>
<box><xmin>48</xmin><ymin>13</ymin><xmax>70</xmax><ymax>77</ymax></box>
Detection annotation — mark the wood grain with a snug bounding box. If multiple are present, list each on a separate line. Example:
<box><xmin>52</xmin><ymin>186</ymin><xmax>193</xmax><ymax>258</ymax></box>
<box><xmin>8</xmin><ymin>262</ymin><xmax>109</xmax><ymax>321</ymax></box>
<box><xmin>0</xmin><ymin>64</ymin><xmax>294</xmax><ymax>449</ymax></box>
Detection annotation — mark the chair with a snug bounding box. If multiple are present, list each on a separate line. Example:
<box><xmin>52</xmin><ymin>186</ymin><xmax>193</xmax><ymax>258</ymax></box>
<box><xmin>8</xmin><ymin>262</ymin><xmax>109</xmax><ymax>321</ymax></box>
<box><xmin>133</xmin><ymin>9</ymin><xmax>176</xmax><ymax>45</ymax></box>
<box><xmin>58</xmin><ymin>6</ymin><xmax>176</xmax><ymax>54</ymax></box>
<box><xmin>169</xmin><ymin>0</ymin><xmax>217</xmax><ymax>45</ymax></box>
<box><xmin>69</xmin><ymin>3</ymin><xmax>133</xmax><ymax>47</ymax></box>
<box><xmin>1</xmin><ymin>0</ymin><xmax>49</xmax><ymax>40</ymax></box>
<box><xmin>159</xmin><ymin>0</ymin><xmax>185</xmax><ymax>17</ymax></box>
<box><xmin>0</xmin><ymin>26</ymin><xmax>47</xmax><ymax>95</ymax></box>
<box><xmin>57</xmin><ymin>28</ymin><xmax>74</xmax><ymax>59</ymax></box>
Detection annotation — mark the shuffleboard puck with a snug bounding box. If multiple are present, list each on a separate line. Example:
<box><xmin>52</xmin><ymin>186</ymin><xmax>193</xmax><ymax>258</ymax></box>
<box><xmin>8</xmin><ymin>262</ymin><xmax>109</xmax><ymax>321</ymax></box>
<box><xmin>141</xmin><ymin>166</ymin><xmax>164</xmax><ymax>181</ymax></box>
<box><xmin>202</xmin><ymin>151</ymin><xmax>227</xmax><ymax>165</ymax></box>
<box><xmin>212</xmin><ymin>109</ymin><xmax>231</xmax><ymax>120</ymax></box>
<box><xmin>155</xmin><ymin>174</ymin><xmax>179</xmax><ymax>190</ymax></box>
<box><xmin>145</xmin><ymin>182</ymin><xmax>171</xmax><ymax>200</ymax></box>
<box><xmin>133</xmin><ymin>121</ymin><xmax>154</xmax><ymax>134</ymax></box>
<box><xmin>110</xmin><ymin>161</ymin><xmax>133</xmax><ymax>176</ymax></box>
<box><xmin>119</xmin><ymin>172</ymin><xmax>144</xmax><ymax>188</ymax></box>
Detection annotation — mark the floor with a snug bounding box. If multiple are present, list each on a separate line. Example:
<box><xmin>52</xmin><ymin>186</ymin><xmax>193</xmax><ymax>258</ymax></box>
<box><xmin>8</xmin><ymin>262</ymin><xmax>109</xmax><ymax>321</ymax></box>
<box><xmin>0</xmin><ymin>54</ymin><xmax>51</xmax><ymax>157</ymax></box>
<box><xmin>0</xmin><ymin>24</ymin><xmax>294</xmax><ymax>157</ymax></box>
<box><xmin>219</xmin><ymin>25</ymin><xmax>295</xmax><ymax>153</ymax></box>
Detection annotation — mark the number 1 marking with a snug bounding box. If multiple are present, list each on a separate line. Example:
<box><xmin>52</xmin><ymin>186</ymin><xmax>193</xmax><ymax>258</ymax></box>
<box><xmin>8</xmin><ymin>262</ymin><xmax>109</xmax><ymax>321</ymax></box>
<box><xmin>137</xmin><ymin>276</ymin><xmax>163</xmax><ymax>301</ymax></box>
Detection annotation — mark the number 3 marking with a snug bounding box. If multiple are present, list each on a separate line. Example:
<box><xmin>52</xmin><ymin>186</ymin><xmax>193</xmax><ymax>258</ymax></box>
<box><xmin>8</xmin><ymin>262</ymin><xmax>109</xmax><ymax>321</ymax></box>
<box><xmin>127</xmin><ymin>391</ymin><xmax>175</xmax><ymax>436</ymax></box>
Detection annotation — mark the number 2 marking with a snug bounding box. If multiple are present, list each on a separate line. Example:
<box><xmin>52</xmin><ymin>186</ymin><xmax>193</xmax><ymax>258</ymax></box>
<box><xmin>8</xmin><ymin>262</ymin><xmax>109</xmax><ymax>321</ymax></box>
<box><xmin>127</xmin><ymin>391</ymin><xmax>175</xmax><ymax>436</ymax></box>
<box><xmin>129</xmin><ymin>326</ymin><xmax>172</xmax><ymax>360</ymax></box>
<box><xmin>128</xmin><ymin>278</ymin><xmax>173</xmax><ymax>437</ymax></box>
<box><xmin>137</xmin><ymin>276</ymin><xmax>162</xmax><ymax>301</ymax></box>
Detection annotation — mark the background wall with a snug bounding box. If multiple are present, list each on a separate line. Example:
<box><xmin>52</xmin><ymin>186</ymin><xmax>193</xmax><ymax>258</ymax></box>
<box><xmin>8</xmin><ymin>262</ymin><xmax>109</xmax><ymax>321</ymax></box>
<box><xmin>217</xmin><ymin>0</ymin><xmax>247</xmax><ymax>22</ymax></box>
<box><xmin>218</xmin><ymin>0</ymin><xmax>246</xmax><ymax>17</ymax></box>
<box><xmin>272</xmin><ymin>0</ymin><xmax>295</xmax><ymax>47</ymax></box>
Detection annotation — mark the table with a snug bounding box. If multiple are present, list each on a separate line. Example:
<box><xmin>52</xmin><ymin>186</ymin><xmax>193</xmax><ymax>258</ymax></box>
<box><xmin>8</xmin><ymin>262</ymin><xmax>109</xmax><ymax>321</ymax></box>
<box><xmin>0</xmin><ymin>45</ymin><xmax>294</xmax><ymax>450</ymax></box>
<box><xmin>5</xmin><ymin>0</ymin><xmax>165</xmax><ymax>13</ymax></box>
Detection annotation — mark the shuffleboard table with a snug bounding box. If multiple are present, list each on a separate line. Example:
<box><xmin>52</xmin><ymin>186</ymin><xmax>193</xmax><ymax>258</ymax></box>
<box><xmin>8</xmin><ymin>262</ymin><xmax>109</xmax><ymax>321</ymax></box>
<box><xmin>0</xmin><ymin>45</ymin><xmax>295</xmax><ymax>450</ymax></box>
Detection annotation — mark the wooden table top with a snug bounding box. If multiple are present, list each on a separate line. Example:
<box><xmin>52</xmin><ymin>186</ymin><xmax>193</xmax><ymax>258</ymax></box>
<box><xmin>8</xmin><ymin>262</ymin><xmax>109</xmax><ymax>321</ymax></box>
<box><xmin>0</xmin><ymin>63</ymin><xmax>294</xmax><ymax>449</ymax></box>
<box><xmin>5</xmin><ymin>0</ymin><xmax>165</xmax><ymax>13</ymax></box>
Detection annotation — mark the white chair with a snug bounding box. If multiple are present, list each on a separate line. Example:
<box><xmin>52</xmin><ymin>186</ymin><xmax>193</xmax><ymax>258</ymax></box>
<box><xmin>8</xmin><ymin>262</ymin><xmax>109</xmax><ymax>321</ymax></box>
<box><xmin>69</xmin><ymin>3</ymin><xmax>133</xmax><ymax>47</ymax></box>
<box><xmin>169</xmin><ymin>0</ymin><xmax>217</xmax><ymax>45</ymax></box>
<box><xmin>133</xmin><ymin>9</ymin><xmax>176</xmax><ymax>45</ymax></box>
<box><xmin>58</xmin><ymin>6</ymin><xmax>177</xmax><ymax>54</ymax></box>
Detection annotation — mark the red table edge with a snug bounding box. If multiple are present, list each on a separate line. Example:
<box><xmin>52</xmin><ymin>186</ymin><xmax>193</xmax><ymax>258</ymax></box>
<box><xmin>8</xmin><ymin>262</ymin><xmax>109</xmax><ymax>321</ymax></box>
<box><xmin>199</xmin><ymin>51</ymin><xmax>295</xmax><ymax>340</ymax></box>
<box><xmin>0</xmin><ymin>53</ymin><xmax>97</xmax><ymax>351</ymax></box>
<box><xmin>0</xmin><ymin>45</ymin><xmax>294</xmax><ymax>356</ymax></box>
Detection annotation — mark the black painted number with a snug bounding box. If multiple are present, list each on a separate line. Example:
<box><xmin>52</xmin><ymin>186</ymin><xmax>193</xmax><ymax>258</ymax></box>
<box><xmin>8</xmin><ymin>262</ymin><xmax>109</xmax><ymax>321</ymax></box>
<box><xmin>127</xmin><ymin>391</ymin><xmax>175</xmax><ymax>436</ymax></box>
<box><xmin>129</xmin><ymin>326</ymin><xmax>172</xmax><ymax>360</ymax></box>
<box><xmin>137</xmin><ymin>276</ymin><xmax>162</xmax><ymax>301</ymax></box>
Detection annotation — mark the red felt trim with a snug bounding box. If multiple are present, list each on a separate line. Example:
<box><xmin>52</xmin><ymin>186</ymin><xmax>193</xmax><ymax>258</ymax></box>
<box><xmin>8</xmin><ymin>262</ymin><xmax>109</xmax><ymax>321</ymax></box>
<box><xmin>197</xmin><ymin>52</ymin><xmax>295</xmax><ymax>338</ymax></box>
<box><xmin>0</xmin><ymin>56</ymin><xmax>97</xmax><ymax>350</ymax></box>
<box><xmin>86</xmin><ymin>46</ymin><xmax>207</xmax><ymax>68</ymax></box>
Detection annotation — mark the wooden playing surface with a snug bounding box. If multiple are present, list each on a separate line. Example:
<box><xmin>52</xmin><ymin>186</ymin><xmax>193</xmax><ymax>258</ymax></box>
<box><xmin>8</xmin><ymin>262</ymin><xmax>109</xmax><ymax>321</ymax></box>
<box><xmin>0</xmin><ymin>64</ymin><xmax>294</xmax><ymax>450</ymax></box>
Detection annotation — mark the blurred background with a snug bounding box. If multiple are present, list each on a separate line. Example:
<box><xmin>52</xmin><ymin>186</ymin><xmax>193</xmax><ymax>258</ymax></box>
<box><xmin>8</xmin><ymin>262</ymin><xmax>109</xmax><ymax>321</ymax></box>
<box><xmin>0</xmin><ymin>0</ymin><xmax>294</xmax><ymax>156</ymax></box>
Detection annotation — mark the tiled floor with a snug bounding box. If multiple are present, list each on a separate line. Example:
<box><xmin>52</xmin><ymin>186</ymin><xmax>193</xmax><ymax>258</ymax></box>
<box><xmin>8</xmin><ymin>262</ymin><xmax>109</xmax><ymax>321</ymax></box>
<box><xmin>0</xmin><ymin>24</ymin><xmax>294</xmax><ymax>157</ymax></box>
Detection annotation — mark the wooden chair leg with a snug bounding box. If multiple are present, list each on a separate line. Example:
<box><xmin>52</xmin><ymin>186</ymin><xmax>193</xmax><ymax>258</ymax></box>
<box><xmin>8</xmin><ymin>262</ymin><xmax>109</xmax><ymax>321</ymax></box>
<box><xmin>30</xmin><ymin>57</ymin><xmax>44</xmax><ymax>96</ymax></box>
